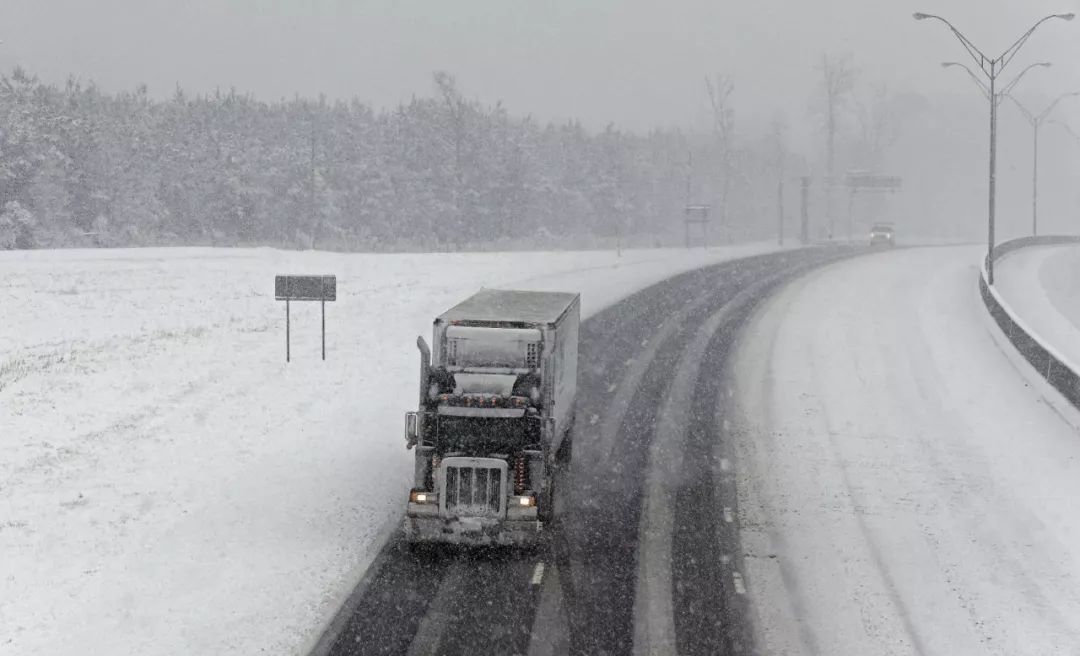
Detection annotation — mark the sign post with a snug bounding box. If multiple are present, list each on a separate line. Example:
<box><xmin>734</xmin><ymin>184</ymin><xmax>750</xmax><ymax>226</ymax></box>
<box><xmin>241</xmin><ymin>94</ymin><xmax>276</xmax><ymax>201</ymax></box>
<box><xmin>683</xmin><ymin>204</ymin><xmax>711</xmax><ymax>249</ymax></box>
<box><xmin>800</xmin><ymin>177</ymin><xmax>810</xmax><ymax>245</ymax></box>
<box><xmin>275</xmin><ymin>275</ymin><xmax>337</xmax><ymax>362</ymax></box>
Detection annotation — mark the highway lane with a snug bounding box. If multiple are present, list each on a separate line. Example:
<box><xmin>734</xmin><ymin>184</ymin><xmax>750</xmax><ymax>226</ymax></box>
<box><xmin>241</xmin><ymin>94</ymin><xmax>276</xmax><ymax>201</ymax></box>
<box><xmin>314</xmin><ymin>247</ymin><xmax>854</xmax><ymax>656</ymax></box>
<box><xmin>730</xmin><ymin>247</ymin><xmax>1080</xmax><ymax>655</ymax></box>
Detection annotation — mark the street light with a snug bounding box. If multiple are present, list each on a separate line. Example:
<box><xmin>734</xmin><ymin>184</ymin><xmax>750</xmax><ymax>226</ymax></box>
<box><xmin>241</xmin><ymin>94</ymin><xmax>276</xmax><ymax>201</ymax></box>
<box><xmin>1050</xmin><ymin>119</ymin><xmax>1080</xmax><ymax>145</ymax></box>
<box><xmin>1004</xmin><ymin>91</ymin><xmax>1080</xmax><ymax>236</ymax></box>
<box><xmin>915</xmin><ymin>11</ymin><xmax>1073</xmax><ymax>284</ymax></box>
<box><xmin>1048</xmin><ymin>120</ymin><xmax>1080</xmax><ymax>232</ymax></box>
<box><xmin>942</xmin><ymin>62</ymin><xmax>991</xmax><ymax>99</ymax></box>
<box><xmin>942</xmin><ymin>60</ymin><xmax>1052</xmax><ymax>237</ymax></box>
<box><xmin>941</xmin><ymin>61</ymin><xmax>1051</xmax><ymax>101</ymax></box>
<box><xmin>1000</xmin><ymin>62</ymin><xmax>1053</xmax><ymax>96</ymax></box>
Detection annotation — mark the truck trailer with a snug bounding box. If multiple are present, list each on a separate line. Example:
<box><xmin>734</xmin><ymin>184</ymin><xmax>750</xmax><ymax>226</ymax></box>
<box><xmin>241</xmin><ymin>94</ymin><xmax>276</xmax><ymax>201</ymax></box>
<box><xmin>404</xmin><ymin>289</ymin><xmax>580</xmax><ymax>546</ymax></box>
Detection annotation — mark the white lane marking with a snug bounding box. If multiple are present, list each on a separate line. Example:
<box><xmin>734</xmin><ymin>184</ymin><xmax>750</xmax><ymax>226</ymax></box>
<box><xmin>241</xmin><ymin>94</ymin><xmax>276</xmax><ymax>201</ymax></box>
<box><xmin>722</xmin><ymin>418</ymin><xmax>731</xmax><ymax>431</ymax></box>
<box><xmin>641</xmin><ymin>338</ymin><xmax>649</xmax><ymax>347</ymax></box>
<box><xmin>720</xmin><ymin>553</ymin><xmax>732</xmax><ymax>566</ymax></box>
<box><xmin>733</xmin><ymin>571</ymin><xmax>746</xmax><ymax>595</ymax></box>
<box><xmin>526</xmin><ymin>564</ymin><xmax>569</xmax><ymax>656</ymax></box>
<box><xmin>720</xmin><ymin>457</ymin><xmax>732</xmax><ymax>472</ymax></box>
<box><xmin>531</xmin><ymin>562</ymin><xmax>545</xmax><ymax>586</ymax></box>
<box><xmin>607</xmin><ymin>383</ymin><xmax>618</xmax><ymax>393</ymax></box>
<box><xmin>589</xmin><ymin>414</ymin><xmax>600</xmax><ymax>426</ymax></box>
<box><xmin>723</xmin><ymin>507</ymin><xmax>734</xmax><ymax>523</ymax></box>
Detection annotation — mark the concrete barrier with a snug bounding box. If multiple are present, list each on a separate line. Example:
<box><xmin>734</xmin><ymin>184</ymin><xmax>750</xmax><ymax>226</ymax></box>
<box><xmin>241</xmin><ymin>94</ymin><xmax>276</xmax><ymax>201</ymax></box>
<box><xmin>980</xmin><ymin>235</ymin><xmax>1080</xmax><ymax>410</ymax></box>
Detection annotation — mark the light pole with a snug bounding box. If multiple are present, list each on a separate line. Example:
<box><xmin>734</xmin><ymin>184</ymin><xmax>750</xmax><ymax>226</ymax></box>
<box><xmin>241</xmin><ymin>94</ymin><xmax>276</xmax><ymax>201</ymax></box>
<box><xmin>915</xmin><ymin>11</ymin><xmax>1074</xmax><ymax>284</ymax></box>
<box><xmin>1049</xmin><ymin>120</ymin><xmax>1080</xmax><ymax>231</ymax></box>
<box><xmin>942</xmin><ymin>61</ymin><xmax>1051</xmax><ymax>101</ymax></box>
<box><xmin>1050</xmin><ymin>119</ymin><xmax>1080</xmax><ymax>145</ymax></box>
<box><xmin>1003</xmin><ymin>91</ymin><xmax>1080</xmax><ymax>236</ymax></box>
<box><xmin>943</xmin><ymin>61</ymin><xmax>1053</xmax><ymax>237</ymax></box>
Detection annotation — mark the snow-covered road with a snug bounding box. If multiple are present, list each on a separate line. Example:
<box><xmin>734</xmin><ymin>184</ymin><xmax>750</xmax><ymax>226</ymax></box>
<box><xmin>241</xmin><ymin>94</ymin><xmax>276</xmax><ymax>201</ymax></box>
<box><xmin>995</xmin><ymin>242</ymin><xmax>1080</xmax><ymax>371</ymax></box>
<box><xmin>731</xmin><ymin>246</ymin><xmax>1080</xmax><ymax>655</ymax></box>
<box><xmin>0</xmin><ymin>243</ymin><xmax>778</xmax><ymax>656</ymax></box>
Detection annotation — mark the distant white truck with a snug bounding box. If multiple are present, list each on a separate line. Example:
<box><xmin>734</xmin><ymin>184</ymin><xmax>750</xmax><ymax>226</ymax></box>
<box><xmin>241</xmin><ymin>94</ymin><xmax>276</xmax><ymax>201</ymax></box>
<box><xmin>404</xmin><ymin>289</ymin><xmax>580</xmax><ymax>546</ymax></box>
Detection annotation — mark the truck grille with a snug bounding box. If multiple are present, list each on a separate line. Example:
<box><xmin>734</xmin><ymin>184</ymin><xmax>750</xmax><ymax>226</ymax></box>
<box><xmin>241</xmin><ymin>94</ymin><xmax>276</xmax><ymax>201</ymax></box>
<box><xmin>442</xmin><ymin>459</ymin><xmax>506</xmax><ymax>518</ymax></box>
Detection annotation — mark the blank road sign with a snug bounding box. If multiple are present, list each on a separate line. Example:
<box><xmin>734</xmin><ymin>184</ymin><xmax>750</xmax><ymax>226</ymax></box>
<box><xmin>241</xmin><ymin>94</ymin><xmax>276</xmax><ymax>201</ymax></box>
<box><xmin>275</xmin><ymin>275</ymin><xmax>336</xmax><ymax>301</ymax></box>
<box><xmin>845</xmin><ymin>174</ymin><xmax>902</xmax><ymax>191</ymax></box>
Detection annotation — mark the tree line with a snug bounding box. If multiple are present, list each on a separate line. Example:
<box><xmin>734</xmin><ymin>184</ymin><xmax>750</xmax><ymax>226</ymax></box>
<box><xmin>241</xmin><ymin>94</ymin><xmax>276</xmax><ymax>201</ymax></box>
<box><xmin>0</xmin><ymin>68</ymin><xmax>811</xmax><ymax>251</ymax></box>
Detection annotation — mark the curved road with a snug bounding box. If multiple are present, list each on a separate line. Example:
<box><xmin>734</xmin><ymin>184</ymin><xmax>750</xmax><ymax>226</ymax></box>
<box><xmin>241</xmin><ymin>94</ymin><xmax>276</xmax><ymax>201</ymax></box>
<box><xmin>312</xmin><ymin>247</ymin><xmax>852</xmax><ymax>656</ymax></box>
<box><xmin>731</xmin><ymin>246</ymin><xmax>1080</xmax><ymax>655</ymax></box>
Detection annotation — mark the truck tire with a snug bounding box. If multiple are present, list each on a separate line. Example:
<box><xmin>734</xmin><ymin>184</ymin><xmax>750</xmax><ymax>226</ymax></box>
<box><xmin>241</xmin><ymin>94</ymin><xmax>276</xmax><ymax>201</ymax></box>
<box><xmin>538</xmin><ymin>467</ymin><xmax>557</xmax><ymax>523</ymax></box>
<box><xmin>557</xmin><ymin>429</ymin><xmax>574</xmax><ymax>465</ymax></box>
<box><xmin>406</xmin><ymin>540</ymin><xmax>439</xmax><ymax>557</ymax></box>
<box><xmin>556</xmin><ymin>410</ymin><xmax>576</xmax><ymax>465</ymax></box>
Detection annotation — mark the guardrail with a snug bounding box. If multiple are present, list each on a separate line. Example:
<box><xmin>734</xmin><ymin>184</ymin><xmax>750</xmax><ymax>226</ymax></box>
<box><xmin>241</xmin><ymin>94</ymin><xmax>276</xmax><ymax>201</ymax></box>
<box><xmin>979</xmin><ymin>235</ymin><xmax>1080</xmax><ymax>410</ymax></box>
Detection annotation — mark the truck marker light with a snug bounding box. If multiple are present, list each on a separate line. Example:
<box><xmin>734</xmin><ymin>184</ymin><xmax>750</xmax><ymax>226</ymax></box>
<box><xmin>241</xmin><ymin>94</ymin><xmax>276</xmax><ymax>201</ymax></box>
<box><xmin>514</xmin><ymin>455</ymin><xmax>527</xmax><ymax>494</ymax></box>
<box><xmin>513</xmin><ymin>495</ymin><xmax>536</xmax><ymax>507</ymax></box>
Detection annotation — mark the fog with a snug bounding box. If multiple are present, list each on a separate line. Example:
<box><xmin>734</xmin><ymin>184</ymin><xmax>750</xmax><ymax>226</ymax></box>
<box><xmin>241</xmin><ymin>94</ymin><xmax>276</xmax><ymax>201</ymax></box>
<box><xmin>8</xmin><ymin>5</ymin><xmax>1080</xmax><ymax>656</ymax></box>
<box><xmin>3</xmin><ymin>0</ymin><xmax>1080</xmax><ymax>244</ymax></box>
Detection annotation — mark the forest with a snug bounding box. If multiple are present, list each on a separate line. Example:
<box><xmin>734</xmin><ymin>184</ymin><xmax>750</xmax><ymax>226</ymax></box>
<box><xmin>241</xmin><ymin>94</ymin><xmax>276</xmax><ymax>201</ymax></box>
<box><xmin>0</xmin><ymin>67</ymin><xmax>813</xmax><ymax>251</ymax></box>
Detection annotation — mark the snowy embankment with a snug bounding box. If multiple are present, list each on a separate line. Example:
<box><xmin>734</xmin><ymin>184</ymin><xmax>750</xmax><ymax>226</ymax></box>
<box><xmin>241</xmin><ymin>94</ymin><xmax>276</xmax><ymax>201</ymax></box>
<box><xmin>0</xmin><ymin>243</ymin><xmax>777</xmax><ymax>655</ymax></box>
<box><xmin>731</xmin><ymin>246</ymin><xmax>1080</xmax><ymax>655</ymax></box>
<box><xmin>994</xmin><ymin>242</ymin><xmax>1080</xmax><ymax>373</ymax></box>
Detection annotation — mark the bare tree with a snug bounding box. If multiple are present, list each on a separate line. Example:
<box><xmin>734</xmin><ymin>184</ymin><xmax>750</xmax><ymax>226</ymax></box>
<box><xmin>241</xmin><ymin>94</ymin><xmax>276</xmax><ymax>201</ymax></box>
<box><xmin>814</xmin><ymin>54</ymin><xmax>856</xmax><ymax>239</ymax></box>
<box><xmin>771</xmin><ymin>112</ymin><xmax>788</xmax><ymax>244</ymax></box>
<box><xmin>705</xmin><ymin>74</ymin><xmax>735</xmax><ymax>239</ymax></box>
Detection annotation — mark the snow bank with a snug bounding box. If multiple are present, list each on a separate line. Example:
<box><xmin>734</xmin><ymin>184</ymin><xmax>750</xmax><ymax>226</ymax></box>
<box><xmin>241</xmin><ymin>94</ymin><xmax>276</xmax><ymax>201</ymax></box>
<box><xmin>0</xmin><ymin>243</ymin><xmax>778</xmax><ymax>656</ymax></box>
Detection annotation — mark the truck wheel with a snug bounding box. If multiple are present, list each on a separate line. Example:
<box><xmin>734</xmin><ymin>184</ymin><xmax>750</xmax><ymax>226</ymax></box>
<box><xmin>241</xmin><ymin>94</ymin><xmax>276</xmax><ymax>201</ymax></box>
<box><xmin>557</xmin><ymin>411</ymin><xmax>576</xmax><ymax>465</ymax></box>
<box><xmin>406</xmin><ymin>540</ymin><xmax>438</xmax><ymax>557</ymax></box>
<box><xmin>538</xmin><ymin>471</ymin><xmax>556</xmax><ymax>523</ymax></box>
<box><xmin>557</xmin><ymin>430</ymin><xmax>574</xmax><ymax>465</ymax></box>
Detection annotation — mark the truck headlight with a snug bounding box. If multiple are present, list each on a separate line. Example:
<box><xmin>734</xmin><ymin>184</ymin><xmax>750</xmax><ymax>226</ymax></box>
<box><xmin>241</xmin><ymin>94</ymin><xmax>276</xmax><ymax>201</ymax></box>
<box><xmin>409</xmin><ymin>490</ymin><xmax>438</xmax><ymax>504</ymax></box>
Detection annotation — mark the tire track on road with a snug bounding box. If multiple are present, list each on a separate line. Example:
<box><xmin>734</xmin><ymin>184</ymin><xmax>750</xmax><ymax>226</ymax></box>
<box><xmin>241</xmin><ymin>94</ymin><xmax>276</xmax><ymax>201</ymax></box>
<box><xmin>313</xmin><ymin>248</ymin><xmax>854</xmax><ymax>656</ymax></box>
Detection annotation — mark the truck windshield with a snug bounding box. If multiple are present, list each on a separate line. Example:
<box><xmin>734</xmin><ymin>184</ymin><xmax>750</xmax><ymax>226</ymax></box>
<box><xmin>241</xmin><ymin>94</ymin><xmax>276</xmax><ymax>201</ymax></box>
<box><xmin>446</xmin><ymin>326</ymin><xmax>541</xmax><ymax>369</ymax></box>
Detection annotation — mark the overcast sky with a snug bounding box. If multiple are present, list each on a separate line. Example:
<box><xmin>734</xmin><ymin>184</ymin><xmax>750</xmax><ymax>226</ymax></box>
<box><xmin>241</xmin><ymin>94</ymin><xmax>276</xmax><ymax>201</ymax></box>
<box><xmin>4</xmin><ymin>0</ymin><xmax>1080</xmax><ymax>134</ymax></box>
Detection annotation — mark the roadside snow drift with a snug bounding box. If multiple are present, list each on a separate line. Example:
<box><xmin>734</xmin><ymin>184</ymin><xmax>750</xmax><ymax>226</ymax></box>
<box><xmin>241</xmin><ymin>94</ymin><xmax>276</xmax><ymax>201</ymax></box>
<box><xmin>0</xmin><ymin>243</ymin><xmax>777</xmax><ymax>656</ymax></box>
<box><xmin>731</xmin><ymin>246</ymin><xmax>1080</xmax><ymax>655</ymax></box>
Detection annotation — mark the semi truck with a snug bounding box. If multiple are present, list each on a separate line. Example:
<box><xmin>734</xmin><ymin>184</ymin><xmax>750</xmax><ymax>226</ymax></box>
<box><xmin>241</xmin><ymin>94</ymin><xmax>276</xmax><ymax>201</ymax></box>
<box><xmin>404</xmin><ymin>289</ymin><xmax>580</xmax><ymax>546</ymax></box>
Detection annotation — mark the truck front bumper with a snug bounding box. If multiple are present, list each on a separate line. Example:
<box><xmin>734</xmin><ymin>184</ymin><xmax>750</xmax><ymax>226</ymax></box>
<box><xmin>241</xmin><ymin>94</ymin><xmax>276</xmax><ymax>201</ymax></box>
<box><xmin>404</xmin><ymin>507</ymin><xmax>541</xmax><ymax>547</ymax></box>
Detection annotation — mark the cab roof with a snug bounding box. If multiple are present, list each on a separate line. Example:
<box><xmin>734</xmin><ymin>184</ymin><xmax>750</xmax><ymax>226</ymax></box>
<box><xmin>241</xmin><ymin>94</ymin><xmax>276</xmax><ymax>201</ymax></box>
<box><xmin>437</xmin><ymin>288</ymin><xmax>580</xmax><ymax>326</ymax></box>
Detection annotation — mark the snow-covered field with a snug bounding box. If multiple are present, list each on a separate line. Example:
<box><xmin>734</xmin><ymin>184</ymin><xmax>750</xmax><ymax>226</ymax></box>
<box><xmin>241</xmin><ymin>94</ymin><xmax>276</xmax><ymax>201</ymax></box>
<box><xmin>0</xmin><ymin>243</ymin><xmax>779</xmax><ymax>656</ymax></box>
<box><xmin>995</xmin><ymin>243</ymin><xmax>1080</xmax><ymax>370</ymax></box>
<box><xmin>731</xmin><ymin>246</ymin><xmax>1080</xmax><ymax>655</ymax></box>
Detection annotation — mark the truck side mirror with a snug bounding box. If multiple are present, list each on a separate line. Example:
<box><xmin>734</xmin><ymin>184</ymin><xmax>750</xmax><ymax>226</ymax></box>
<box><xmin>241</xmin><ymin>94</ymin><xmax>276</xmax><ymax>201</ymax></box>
<box><xmin>405</xmin><ymin>411</ymin><xmax>419</xmax><ymax>449</ymax></box>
